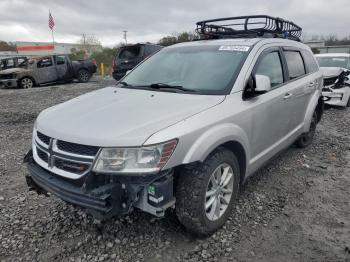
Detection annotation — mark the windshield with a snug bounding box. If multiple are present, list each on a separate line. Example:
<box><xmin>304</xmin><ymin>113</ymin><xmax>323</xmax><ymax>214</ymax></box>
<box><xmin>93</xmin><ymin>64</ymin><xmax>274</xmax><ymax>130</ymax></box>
<box><xmin>120</xmin><ymin>45</ymin><xmax>249</xmax><ymax>94</ymax></box>
<box><xmin>316</xmin><ymin>57</ymin><xmax>350</xmax><ymax>69</ymax></box>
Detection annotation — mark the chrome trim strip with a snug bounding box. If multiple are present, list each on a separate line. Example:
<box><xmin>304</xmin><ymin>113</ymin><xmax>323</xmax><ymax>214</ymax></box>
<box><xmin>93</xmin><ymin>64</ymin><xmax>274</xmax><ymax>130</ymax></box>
<box><xmin>53</xmin><ymin>142</ymin><xmax>95</xmax><ymax>160</ymax></box>
<box><xmin>32</xmin><ymin>137</ymin><xmax>96</xmax><ymax>180</ymax></box>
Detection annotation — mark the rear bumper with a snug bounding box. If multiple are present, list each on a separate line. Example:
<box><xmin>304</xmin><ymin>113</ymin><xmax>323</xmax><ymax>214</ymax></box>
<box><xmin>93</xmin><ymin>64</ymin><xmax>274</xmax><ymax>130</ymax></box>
<box><xmin>0</xmin><ymin>79</ymin><xmax>18</xmax><ymax>88</ymax></box>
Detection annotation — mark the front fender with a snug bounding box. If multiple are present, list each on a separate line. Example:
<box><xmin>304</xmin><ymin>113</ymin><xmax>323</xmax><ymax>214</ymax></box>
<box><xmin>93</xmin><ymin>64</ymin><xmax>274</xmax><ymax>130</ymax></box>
<box><xmin>303</xmin><ymin>91</ymin><xmax>322</xmax><ymax>132</ymax></box>
<box><xmin>183</xmin><ymin>123</ymin><xmax>250</xmax><ymax>165</ymax></box>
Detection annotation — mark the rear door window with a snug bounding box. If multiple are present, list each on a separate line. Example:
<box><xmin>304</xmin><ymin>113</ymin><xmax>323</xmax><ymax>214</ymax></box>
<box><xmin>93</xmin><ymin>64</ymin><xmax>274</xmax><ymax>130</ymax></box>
<box><xmin>119</xmin><ymin>46</ymin><xmax>141</xmax><ymax>60</ymax></box>
<box><xmin>284</xmin><ymin>50</ymin><xmax>306</xmax><ymax>79</ymax></box>
<box><xmin>256</xmin><ymin>51</ymin><xmax>284</xmax><ymax>88</ymax></box>
<box><xmin>56</xmin><ymin>55</ymin><xmax>66</xmax><ymax>65</ymax></box>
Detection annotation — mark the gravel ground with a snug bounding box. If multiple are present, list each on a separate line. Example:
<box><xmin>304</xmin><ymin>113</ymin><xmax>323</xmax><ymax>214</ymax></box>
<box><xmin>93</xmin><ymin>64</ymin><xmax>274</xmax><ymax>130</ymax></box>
<box><xmin>0</xmin><ymin>79</ymin><xmax>349</xmax><ymax>262</ymax></box>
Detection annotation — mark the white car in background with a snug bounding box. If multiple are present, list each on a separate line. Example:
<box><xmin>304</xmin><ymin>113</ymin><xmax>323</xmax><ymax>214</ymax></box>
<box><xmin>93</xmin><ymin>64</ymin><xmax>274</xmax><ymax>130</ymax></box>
<box><xmin>315</xmin><ymin>53</ymin><xmax>350</xmax><ymax>107</ymax></box>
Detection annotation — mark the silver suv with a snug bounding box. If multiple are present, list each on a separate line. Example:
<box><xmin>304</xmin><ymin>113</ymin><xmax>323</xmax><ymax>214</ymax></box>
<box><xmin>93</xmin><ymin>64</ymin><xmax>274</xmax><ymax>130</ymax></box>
<box><xmin>25</xmin><ymin>16</ymin><xmax>324</xmax><ymax>235</ymax></box>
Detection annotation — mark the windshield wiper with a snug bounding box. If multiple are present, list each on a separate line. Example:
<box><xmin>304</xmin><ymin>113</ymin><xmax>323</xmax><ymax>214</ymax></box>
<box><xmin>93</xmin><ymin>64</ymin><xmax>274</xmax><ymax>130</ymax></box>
<box><xmin>118</xmin><ymin>81</ymin><xmax>132</xmax><ymax>87</ymax></box>
<box><xmin>117</xmin><ymin>82</ymin><xmax>197</xmax><ymax>93</ymax></box>
<box><xmin>147</xmin><ymin>83</ymin><xmax>197</xmax><ymax>93</ymax></box>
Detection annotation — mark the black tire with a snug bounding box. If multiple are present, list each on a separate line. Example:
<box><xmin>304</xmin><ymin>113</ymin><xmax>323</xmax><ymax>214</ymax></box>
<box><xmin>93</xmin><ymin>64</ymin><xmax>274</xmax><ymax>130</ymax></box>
<box><xmin>19</xmin><ymin>77</ymin><xmax>34</xmax><ymax>89</ymax></box>
<box><xmin>296</xmin><ymin>111</ymin><xmax>317</xmax><ymax>148</ymax></box>
<box><xmin>175</xmin><ymin>148</ymin><xmax>240</xmax><ymax>235</ymax></box>
<box><xmin>77</xmin><ymin>69</ymin><xmax>90</xmax><ymax>83</ymax></box>
<box><xmin>346</xmin><ymin>97</ymin><xmax>350</xmax><ymax>107</ymax></box>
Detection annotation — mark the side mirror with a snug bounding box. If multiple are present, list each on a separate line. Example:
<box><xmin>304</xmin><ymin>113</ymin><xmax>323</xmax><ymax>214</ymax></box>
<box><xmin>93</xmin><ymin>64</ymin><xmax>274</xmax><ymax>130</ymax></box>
<box><xmin>254</xmin><ymin>74</ymin><xmax>271</xmax><ymax>93</ymax></box>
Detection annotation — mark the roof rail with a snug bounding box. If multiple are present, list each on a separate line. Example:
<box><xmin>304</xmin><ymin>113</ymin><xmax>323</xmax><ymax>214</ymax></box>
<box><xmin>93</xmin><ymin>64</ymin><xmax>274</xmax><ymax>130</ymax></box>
<box><xmin>196</xmin><ymin>15</ymin><xmax>302</xmax><ymax>41</ymax></box>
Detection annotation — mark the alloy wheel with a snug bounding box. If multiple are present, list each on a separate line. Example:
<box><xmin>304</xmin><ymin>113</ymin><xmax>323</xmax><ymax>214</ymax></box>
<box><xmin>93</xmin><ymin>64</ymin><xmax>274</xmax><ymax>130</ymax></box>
<box><xmin>205</xmin><ymin>163</ymin><xmax>234</xmax><ymax>221</ymax></box>
<box><xmin>21</xmin><ymin>78</ymin><xmax>33</xmax><ymax>89</ymax></box>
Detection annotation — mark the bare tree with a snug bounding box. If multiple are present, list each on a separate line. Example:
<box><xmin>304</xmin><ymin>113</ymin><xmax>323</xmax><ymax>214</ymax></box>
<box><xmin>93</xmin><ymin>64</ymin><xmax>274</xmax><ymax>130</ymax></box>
<box><xmin>0</xmin><ymin>41</ymin><xmax>16</xmax><ymax>51</ymax></box>
<box><xmin>77</xmin><ymin>34</ymin><xmax>102</xmax><ymax>57</ymax></box>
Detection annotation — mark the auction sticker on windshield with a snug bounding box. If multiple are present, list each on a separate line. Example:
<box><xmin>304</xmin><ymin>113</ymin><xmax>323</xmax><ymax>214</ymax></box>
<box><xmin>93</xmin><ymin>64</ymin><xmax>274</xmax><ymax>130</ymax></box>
<box><xmin>219</xmin><ymin>45</ymin><xmax>250</xmax><ymax>52</ymax></box>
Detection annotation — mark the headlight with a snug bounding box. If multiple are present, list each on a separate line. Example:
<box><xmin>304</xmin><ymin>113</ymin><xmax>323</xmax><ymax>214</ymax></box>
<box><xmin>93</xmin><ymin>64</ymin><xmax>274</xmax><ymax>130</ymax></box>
<box><xmin>93</xmin><ymin>139</ymin><xmax>177</xmax><ymax>174</ymax></box>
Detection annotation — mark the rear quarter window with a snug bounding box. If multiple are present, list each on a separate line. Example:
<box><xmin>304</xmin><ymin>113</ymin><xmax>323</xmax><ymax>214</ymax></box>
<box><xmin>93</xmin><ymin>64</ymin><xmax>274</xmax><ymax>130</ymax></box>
<box><xmin>118</xmin><ymin>46</ymin><xmax>141</xmax><ymax>60</ymax></box>
<box><xmin>284</xmin><ymin>50</ymin><xmax>306</xmax><ymax>79</ymax></box>
<box><xmin>302</xmin><ymin>50</ymin><xmax>319</xmax><ymax>73</ymax></box>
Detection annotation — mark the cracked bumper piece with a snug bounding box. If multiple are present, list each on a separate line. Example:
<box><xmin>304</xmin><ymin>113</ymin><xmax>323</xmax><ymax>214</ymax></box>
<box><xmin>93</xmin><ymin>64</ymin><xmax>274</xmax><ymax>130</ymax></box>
<box><xmin>25</xmin><ymin>156</ymin><xmax>128</xmax><ymax>220</ymax></box>
<box><xmin>24</xmin><ymin>151</ymin><xmax>175</xmax><ymax>219</ymax></box>
<box><xmin>0</xmin><ymin>79</ymin><xmax>18</xmax><ymax>88</ymax></box>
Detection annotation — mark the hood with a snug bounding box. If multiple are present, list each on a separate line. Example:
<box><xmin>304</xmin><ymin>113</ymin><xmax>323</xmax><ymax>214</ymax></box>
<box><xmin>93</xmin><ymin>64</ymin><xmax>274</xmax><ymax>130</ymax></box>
<box><xmin>36</xmin><ymin>87</ymin><xmax>225</xmax><ymax>147</ymax></box>
<box><xmin>0</xmin><ymin>67</ymin><xmax>28</xmax><ymax>74</ymax></box>
<box><xmin>320</xmin><ymin>67</ymin><xmax>346</xmax><ymax>78</ymax></box>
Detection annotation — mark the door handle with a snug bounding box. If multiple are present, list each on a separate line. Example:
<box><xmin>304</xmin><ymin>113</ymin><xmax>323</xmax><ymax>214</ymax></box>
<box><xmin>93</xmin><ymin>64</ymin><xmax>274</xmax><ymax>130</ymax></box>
<box><xmin>284</xmin><ymin>93</ymin><xmax>293</xmax><ymax>99</ymax></box>
<box><xmin>308</xmin><ymin>82</ymin><xmax>315</xmax><ymax>87</ymax></box>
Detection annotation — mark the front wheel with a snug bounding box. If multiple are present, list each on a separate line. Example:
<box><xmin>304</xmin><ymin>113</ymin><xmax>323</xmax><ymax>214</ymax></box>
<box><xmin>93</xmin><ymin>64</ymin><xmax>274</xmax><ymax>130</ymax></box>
<box><xmin>77</xmin><ymin>69</ymin><xmax>90</xmax><ymax>83</ymax></box>
<box><xmin>296</xmin><ymin>111</ymin><xmax>317</xmax><ymax>148</ymax></box>
<box><xmin>175</xmin><ymin>148</ymin><xmax>240</xmax><ymax>235</ymax></box>
<box><xmin>19</xmin><ymin>77</ymin><xmax>34</xmax><ymax>89</ymax></box>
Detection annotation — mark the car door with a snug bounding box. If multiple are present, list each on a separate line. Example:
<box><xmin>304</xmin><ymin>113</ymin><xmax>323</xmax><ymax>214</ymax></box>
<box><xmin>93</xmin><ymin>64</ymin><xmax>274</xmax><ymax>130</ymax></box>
<box><xmin>247</xmin><ymin>47</ymin><xmax>291</xmax><ymax>164</ymax></box>
<box><xmin>281</xmin><ymin>49</ymin><xmax>311</xmax><ymax>131</ymax></box>
<box><xmin>35</xmin><ymin>56</ymin><xmax>58</xmax><ymax>84</ymax></box>
<box><xmin>54</xmin><ymin>55</ymin><xmax>70</xmax><ymax>81</ymax></box>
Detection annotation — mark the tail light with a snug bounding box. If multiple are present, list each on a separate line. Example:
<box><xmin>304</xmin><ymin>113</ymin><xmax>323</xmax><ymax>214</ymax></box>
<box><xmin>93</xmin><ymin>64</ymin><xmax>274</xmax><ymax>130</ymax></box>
<box><xmin>112</xmin><ymin>59</ymin><xmax>116</xmax><ymax>71</ymax></box>
<box><xmin>92</xmin><ymin>58</ymin><xmax>97</xmax><ymax>67</ymax></box>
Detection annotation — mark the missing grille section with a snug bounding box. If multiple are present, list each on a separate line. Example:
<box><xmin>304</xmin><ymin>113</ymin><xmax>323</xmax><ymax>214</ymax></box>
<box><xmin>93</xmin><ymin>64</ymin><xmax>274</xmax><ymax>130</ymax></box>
<box><xmin>55</xmin><ymin>158</ymin><xmax>90</xmax><ymax>175</ymax></box>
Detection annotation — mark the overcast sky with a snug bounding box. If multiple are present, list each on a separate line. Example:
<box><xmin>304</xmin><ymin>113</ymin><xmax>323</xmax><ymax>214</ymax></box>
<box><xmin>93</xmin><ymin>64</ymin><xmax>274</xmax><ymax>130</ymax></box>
<box><xmin>0</xmin><ymin>0</ymin><xmax>349</xmax><ymax>46</ymax></box>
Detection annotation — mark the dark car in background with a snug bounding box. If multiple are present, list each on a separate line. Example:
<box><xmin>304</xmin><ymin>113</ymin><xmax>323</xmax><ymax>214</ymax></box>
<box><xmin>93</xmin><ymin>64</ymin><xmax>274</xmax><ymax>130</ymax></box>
<box><xmin>112</xmin><ymin>43</ymin><xmax>162</xmax><ymax>81</ymax></box>
<box><xmin>0</xmin><ymin>56</ymin><xmax>28</xmax><ymax>71</ymax></box>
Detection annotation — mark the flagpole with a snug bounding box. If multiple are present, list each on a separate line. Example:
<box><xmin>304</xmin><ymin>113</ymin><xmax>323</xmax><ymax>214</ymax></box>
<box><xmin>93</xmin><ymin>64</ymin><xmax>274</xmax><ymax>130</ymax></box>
<box><xmin>51</xmin><ymin>28</ymin><xmax>55</xmax><ymax>54</ymax></box>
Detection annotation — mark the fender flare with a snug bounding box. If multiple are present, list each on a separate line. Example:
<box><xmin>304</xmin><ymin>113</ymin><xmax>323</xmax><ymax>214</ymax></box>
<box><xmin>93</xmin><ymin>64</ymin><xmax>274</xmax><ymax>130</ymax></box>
<box><xmin>303</xmin><ymin>91</ymin><xmax>322</xmax><ymax>132</ymax></box>
<box><xmin>183</xmin><ymin>123</ymin><xmax>250</xmax><ymax>167</ymax></box>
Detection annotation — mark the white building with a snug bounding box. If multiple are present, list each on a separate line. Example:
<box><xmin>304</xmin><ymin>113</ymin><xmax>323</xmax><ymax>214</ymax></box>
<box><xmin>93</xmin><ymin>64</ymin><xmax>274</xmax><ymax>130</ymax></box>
<box><xmin>0</xmin><ymin>41</ymin><xmax>102</xmax><ymax>58</ymax></box>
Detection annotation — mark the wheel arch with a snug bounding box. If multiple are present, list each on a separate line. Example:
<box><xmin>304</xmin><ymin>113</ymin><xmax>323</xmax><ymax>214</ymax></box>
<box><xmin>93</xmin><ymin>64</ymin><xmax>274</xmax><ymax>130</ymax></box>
<box><xmin>18</xmin><ymin>75</ymin><xmax>36</xmax><ymax>87</ymax></box>
<box><xmin>181</xmin><ymin>123</ymin><xmax>250</xmax><ymax>183</ymax></box>
<box><xmin>17</xmin><ymin>75</ymin><xmax>37</xmax><ymax>85</ymax></box>
<box><xmin>219</xmin><ymin>141</ymin><xmax>247</xmax><ymax>185</ymax></box>
<box><xmin>303</xmin><ymin>91</ymin><xmax>322</xmax><ymax>132</ymax></box>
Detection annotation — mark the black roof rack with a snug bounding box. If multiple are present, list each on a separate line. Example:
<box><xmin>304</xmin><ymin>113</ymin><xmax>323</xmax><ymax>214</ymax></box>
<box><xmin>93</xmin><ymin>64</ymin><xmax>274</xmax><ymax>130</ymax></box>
<box><xmin>196</xmin><ymin>15</ymin><xmax>302</xmax><ymax>41</ymax></box>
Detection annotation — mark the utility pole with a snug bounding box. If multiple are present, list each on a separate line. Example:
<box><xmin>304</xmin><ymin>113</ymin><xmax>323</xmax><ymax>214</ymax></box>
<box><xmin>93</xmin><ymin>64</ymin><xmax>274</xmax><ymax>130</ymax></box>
<box><xmin>123</xmin><ymin>30</ymin><xmax>128</xmax><ymax>45</ymax></box>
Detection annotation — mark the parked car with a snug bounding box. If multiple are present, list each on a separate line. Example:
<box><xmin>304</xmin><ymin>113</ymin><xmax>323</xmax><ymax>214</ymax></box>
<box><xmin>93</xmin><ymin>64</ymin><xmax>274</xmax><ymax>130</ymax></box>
<box><xmin>0</xmin><ymin>56</ymin><xmax>28</xmax><ymax>71</ymax></box>
<box><xmin>25</xmin><ymin>16</ymin><xmax>324</xmax><ymax>235</ymax></box>
<box><xmin>0</xmin><ymin>54</ymin><xmax>97</xmax><ymax>89</ymax></box>
<box><xmin>315</xmin><ymin>53</ymin><xmax>350</xmax><ymax>107</ymax></box>
<box><xmin>112</xmin><ymin>43</ymin><xmax>163</xmax><ymax>80</ymax></box>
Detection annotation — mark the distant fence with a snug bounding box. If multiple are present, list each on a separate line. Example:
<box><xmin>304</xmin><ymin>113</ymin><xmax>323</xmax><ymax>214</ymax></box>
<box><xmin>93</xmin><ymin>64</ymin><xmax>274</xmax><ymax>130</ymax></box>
<box><xmin>313</xmin><ymin>45</ymin><xmax>350</xmax><ymax>54</ymax></box>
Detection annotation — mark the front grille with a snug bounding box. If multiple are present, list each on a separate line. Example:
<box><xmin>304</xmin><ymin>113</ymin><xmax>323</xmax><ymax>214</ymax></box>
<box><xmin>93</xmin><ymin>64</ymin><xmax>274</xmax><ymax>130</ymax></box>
<box><xmin>37</xmin><ymin>147</ymin><xmax>48</xmax><ymax>163</ymax></box>
<box><xmin>34</xmin><ymin>132</ymin><xmax>99</xmax><ymax>178</ymax></box>
<box><xmin>56</xmin><ymin>140</ymin><xmax>99</xmax><ymax>156</ymax></box>
<box><xmin>37</xmin><ymin>131</ymin><xmax>51</xmax><ymax>145</ymax></box>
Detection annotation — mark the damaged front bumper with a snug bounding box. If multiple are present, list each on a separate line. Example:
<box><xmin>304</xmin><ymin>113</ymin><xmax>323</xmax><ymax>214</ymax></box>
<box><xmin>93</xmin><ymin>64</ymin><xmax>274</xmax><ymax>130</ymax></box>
<box><xmin>0</xmin><ymin>79</ymin><xmax>18</xmax><ymax>88</ymax></box>
<box><xmin>322</xmin><ymin>86</ymin><xmax>350</xmax><ymax>107</ymax></box>
<box><xmin>24</xmin><ymin>151</ymin><xmax>175</xmax><ymax>220</ymax></box>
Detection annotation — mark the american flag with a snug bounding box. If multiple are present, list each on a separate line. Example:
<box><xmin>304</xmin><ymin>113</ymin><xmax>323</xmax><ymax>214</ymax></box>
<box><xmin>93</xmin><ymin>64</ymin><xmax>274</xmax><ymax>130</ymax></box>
<box><xmin>48</xmin><ymin>11</ymin><xmax>55</xmax><ymax>30</ymax></box>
